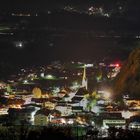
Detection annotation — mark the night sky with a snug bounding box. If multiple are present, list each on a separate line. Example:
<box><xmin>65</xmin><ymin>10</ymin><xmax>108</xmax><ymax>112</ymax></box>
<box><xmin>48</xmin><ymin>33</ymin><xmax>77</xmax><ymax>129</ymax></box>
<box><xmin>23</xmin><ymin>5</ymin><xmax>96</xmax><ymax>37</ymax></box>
<box><xmin>0</xmin><ymin>0</ymin><xmax>140</xmax><ymax>68</ymax></box>
<box><xmin>0</xmin><ymin>0</ymin><xmax>139</xmax><ymax>11</ymax></box>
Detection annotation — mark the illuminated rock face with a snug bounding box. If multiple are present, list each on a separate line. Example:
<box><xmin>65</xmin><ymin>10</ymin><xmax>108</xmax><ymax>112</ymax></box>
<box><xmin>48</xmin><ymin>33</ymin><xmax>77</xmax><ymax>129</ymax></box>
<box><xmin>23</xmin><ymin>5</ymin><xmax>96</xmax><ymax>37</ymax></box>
<box><xmin>114</xmin><ymin>47</ymin><xmax>140</xmax><ymax>98</ymax></box>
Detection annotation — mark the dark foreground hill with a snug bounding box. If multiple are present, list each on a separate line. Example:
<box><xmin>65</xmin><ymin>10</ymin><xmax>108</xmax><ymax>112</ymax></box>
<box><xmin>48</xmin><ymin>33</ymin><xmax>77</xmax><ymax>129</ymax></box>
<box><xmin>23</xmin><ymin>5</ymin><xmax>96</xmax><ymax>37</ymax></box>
<box><xmin>114</xmin><ymin>47</ymin><xmax>140</xmax><ymax>99</ymax></box>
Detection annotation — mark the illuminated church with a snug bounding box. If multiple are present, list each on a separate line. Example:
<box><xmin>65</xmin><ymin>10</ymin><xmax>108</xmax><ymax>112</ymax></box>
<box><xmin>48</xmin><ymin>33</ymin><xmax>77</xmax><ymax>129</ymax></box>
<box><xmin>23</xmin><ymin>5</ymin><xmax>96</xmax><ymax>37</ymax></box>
<box><xmin>82</xmin><ymin>65</ymin><xmax>88</xmax><ymax>90</ymax></box>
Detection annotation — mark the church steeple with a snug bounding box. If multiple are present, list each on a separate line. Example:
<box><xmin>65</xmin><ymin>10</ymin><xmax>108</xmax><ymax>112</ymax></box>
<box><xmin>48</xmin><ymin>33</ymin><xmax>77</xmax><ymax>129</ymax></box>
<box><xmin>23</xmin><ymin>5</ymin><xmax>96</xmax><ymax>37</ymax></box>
<box><xmin>82</xmin><ymin>65</ymin><xmax>88</xmax><ymax>90</ymax></box>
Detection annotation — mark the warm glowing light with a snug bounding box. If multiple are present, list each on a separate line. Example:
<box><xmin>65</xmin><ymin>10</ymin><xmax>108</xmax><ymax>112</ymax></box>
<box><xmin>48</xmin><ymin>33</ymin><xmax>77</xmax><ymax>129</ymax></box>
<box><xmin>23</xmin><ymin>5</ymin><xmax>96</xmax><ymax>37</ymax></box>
<box><xmin>116</xmin><ymin>64</ymin><xmax>119</xmax><ymax>67</ymax></box>
<box><xmin>98</xmin><ymin>90</ymin><xmax>111</xmax><ymax>99</ymax></box>
<box><xmin>104</xmin><ymin>91</ymin><xmax>110</xmax><ymax>99</ymax></box>
<box><xmin>109</xmin><ymin>63</ymin><xmax>120</xmax><ymax>67</ymax></box>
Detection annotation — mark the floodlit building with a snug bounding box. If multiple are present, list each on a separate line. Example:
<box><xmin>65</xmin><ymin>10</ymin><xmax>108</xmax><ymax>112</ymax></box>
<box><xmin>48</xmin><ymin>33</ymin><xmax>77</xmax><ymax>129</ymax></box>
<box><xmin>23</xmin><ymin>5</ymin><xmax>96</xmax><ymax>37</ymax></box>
<box><xmin>129</xmin><ymin>122</ymin><xmax>140</xmax><ymax>130</ymax></box>
<box><xmin>99</xmin><ymin>112</ymin><xmax>126</xmax><ymax>128</ymax></box>
<box><xmin>124</xmin><ymin>98</ymin><xmax>140</xmax><ymax>107</ymax></box>
<box><xmin>34</xmin><ymin>109</ymin><xmax>61</xmax><ymax>126</ymax></box>
<box><xmin>34</xmin><ymin>109</ymin><xmax>51</xmax><ymax>126</ymax></box>
<box><xmin>128</xmin><ymin>115</ymin><xmax>140</xmax><ymax>130</ymax></box>
<box><xmin>55</xmin><ymin>102</ymin><xmax>72</xmax><ymax>116</ymax></box>
<box><xmin>70</xmin><ymin>88</ymin><xmax>88</xmax><ymax>110</ymax></box>
<box><xmin>44</xmin><ymin>101</ymin><xmax>56</xmax><ymax>110</ymax></box>
<box><xmin>8</xmin><ymin>107</ymin><xmax>36</xmax><ymax>125</ymax></box>
<box><xmin>82</xmin><ymin>66</ymin><xmax>88</xmax><ymax>90</ymax></box>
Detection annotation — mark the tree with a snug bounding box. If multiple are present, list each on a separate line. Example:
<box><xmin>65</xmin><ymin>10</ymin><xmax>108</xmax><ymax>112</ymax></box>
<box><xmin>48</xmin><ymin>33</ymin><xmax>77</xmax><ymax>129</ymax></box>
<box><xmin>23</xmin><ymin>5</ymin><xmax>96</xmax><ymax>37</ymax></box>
<box><xmin>86</xmin><ymin>91</ymin><xmax>98</xmax><ymax>111</ymax></box>
<box><xmin>7</xmin><ymin>84</ymin><xmax>12</xmax><ymax>94</ymax></box>
<box><xmin>32</xmin><ymin>87</ymin><xmax>42</xmax><ymax>98</ymax></box>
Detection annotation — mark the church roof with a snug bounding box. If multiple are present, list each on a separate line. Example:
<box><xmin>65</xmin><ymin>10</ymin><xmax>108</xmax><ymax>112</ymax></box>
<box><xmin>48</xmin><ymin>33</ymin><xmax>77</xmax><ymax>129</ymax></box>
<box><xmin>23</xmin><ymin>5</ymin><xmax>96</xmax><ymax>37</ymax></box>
<box><xmin>75</xmin><ymin>87</ymin><xmax>88</xmax><ymax>96</ymax></box>
<box><xmin>72</xmin><ymin>96</ymin><xmax>84</xmax><ymax>102</ymax></box>
<box><xmin>63</xmin><ymin>94</ymin><xmax>70</xmax><ymax>98</ymax></box>
<box><xmin>72</xmin><ymin>106</ymin><xmax>83</xmax><ymax>111</ymax></box>
<box><xmin>35</xmin><ymin>109</ymin><xmax>51</xmax><ymax>116</ymax></box>
<box><xmin>35</xmin><ymin>108</ymin><xmax>61</xmax><ymax>117</ymax></box>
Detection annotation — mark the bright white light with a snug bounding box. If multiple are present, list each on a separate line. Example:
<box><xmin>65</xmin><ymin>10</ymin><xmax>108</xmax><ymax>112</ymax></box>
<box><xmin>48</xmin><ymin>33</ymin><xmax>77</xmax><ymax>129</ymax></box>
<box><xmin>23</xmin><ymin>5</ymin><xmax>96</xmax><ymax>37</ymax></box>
<box><xmin>77</xmin><ymin>73</ymin><xmax>81</xmax><ymax>76</ymax></box>
<box><xmin>0</xmin><ymin>108</ymin><xmax>8</xmax><ymax>115</ymax></box>
<box><xmin>92</xmin><ymin>106</ymin><xmax>100</xmax><ymax>113</ymax></box>
<box><xmin>74</xmin><ymin>82</ymin><xmax>78</xmax><ymax>85</ymax></box>
<box><xmin>67</xmin><ymin>120</ymin><xmax>74</xmax><ymax>124</ymax></box>
<box><xmin>19</xmin><ymin>43</ymin><xmax>22</xmax><ymax>47</ymax></box>
<box><xmin>89</xmin><ymin>6</ymin><xmax>94</xmax><ymax>11</ymax></box>
<box><xmin>61</xmin><ymin>118</ymin><xmax>66</xmax><ymax>124</ymax></box>
<box><xmin>46</xmin><ymin>74</ymin><xmax>53</xmax><ymax>79</ymax></box>
<box><xmin>102</xmin><ymin>125</ymin><xmax>109</xmax><ymax>129</ymax></box>
<box><xmin>85</xmin><ymin>64</ymin><xmax>93</xmax><ymax>67</ymax></box>
<box><xmin>104</xmin><ymin>91</ymin><xmax>110</xmax><ymax>99</ymax></box>
<box><xmin>15</xmin><ymin>42</ymin><xmax>24</xmax><ymax>49</ymax></box>
<box><xmin>97</xmin><ymin>100</ymin><xmax>105</xmax><ymax>105</ymax></box>
<box><xmin>23</xmin><ymin>80</ymin><xmax>28</xmax><ymax>84</ymax></box>
<box><xmin>31</xmin><ymin>78</ymin><xmax>34</xmax><ymax>81</ymax></box>
<box><xmin>122</xmin><ymin>111</ymin><xmax>135</xmax><ymax>119</ymax></box>
<box><xmin>91</xmin><ymin>121</ymin><xmax>95</xmax><ymax>126</ymax></box>
<box><xmin>40</xmin><ymin>73</ymin><xmax>44</xmax><ymax>77</ymax></box>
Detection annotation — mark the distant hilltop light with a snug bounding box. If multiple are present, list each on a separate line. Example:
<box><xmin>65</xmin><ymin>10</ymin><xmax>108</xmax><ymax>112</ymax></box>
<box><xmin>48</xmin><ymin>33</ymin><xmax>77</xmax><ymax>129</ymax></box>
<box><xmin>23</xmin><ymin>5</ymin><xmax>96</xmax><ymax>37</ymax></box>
<box><xmin>11</xmin><ymin>13</ymin><xmax>38</xmax><ymax>17</ymax></box>
<box><xmin>14</xmin><ymin>41</ymin><xmax>25</xmax><ymax>49</ymax></box>
<box><xmin>85</xmin><ymin>64</ymin><xmax>94</xmax><ymax>67</ymax></box>
<box><xmin>11</xmin><ymin>13</ymin><xmax>31</xmax><ymax>17</ymax></box>
<box><xmin>109</xmin><ymin>63</ymin><xmax>120</xmax><ymax>67</ymax></box>
<box><xmin>16</xmin><ymin>42</ymin><xmax>23</xmax><ymax>48</ymax></box>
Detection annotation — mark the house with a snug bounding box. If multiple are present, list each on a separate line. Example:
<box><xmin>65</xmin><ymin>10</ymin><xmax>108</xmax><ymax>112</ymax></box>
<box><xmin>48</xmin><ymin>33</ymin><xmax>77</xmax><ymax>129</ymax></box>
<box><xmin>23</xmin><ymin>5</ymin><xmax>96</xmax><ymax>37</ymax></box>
<box><xmin>71</xmin><ymin>96</ymin><xmax>88</xmax><ymax>110</ymax></box>
<box><xmin>7</xmin><ymin>98</ymin><xmax>25</xmax><ymax>108</ymax></box>
<box><xmin>55</xmin><ymin>102</ymin><xmax>72</xmax><ymax>116</ymax></box>
<box><xmin>66</xmin><ymin>87</ymin><xmax>89</xmax><ymax>111</ymax></box>
<box><xmin>75</xmin><ymin>88</ymin><xmax>89</xmax><ymax>97</ymax></box>
<box><xmin>103</xmin><ymin>119</ymin><xmax>126</xmax><ymax>128</ymax></box>
<box><xmin>34</xmin><ymin>109</ymin><xmax>51</xmax><ymax>126</ymax></box>
<box><xmin>128</xmin><ymin>115</ymin><xmax>140</xmax><ymax>130</ymax></box>
<box><xmin>124</xmin><ymin>98</ymin><xmax>140</xmax><ymax>108</ymax></box>
<box><xmin>99</xmin><ymin>112</ymin><xmax>126</xmax><ymax>128</ymax></box>
<box><xmin>31</xmin><ymin>98</ymin><xmax>48</xmax><ymax>106</ymax></box>
<box><xmin>51</xmin><ymin>115</ymin><xmax>76</xmax><ymax>125</ymax></box>
<box><xmin>34</xmin><ymin>109</ymin><xmax>61</xmax><ymax>126</ymax></box>
<box><xmin>44</xmin><ymin>101</ymin><xmax>56</xmax><ymax>110</ymax></box>
<box><xmin>57</xmin><ymin>89</ymin><xmax>67</xmax><ymax>98</ymax></box>
<box><xmin>72</xmin><ymin>106</ymin><xmax>83</xmax><ymax>113</ymax></box>
<box><xmin>63</xmin><ymin>94</ymin><xmax>70</xmax><ymax>102</ymax></box>
<box><xmin>15</xmin><ymin>92</ymin><xmax>33</xmax><ymax>104</ymax></box>
<box><xmin>129</xmin><ymin>122</ymin><xmax>140</xmax><ymax>130</ymax></box>
<box><xmin>8</xmin><ymin>107</ymin><xmax>36</xmax><ymax>125</ymax></box>
<box><xmin>66</xmin><ymin>92</ymin><xmax>76</xmax><ymax>101</ymax></box>
<box><xmin>63</xmin><ymin>87</ymin><xmax>89</xmax><ymax>103</ymax></box>
<box><xmin>0</xmin><ymin>107</ymin><xmax>8</xmax><ymax>115</ymax></box>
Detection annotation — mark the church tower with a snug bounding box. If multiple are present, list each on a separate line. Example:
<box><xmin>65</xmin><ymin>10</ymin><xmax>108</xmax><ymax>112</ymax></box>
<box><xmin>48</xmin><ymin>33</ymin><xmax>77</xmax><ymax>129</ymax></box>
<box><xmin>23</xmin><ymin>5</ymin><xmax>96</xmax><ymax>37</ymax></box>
<box><xmin>82</xmin><ymin>65</ymin><xmax>88</xmax><ymax>90</ymax></box>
